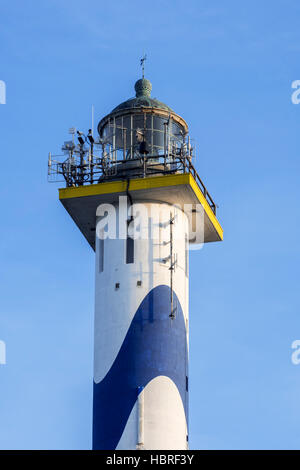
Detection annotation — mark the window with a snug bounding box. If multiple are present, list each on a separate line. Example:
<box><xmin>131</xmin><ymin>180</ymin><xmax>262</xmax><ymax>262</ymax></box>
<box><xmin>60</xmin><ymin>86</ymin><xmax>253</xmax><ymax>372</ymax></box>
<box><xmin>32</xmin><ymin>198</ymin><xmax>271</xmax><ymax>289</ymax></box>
<box><xmin>98</xmin><ymin>236</ymin><xmax>104</xmax><ymax>273</ymax></box>
<box><xmin>126</xmin><ymin>221</ymin><xmax>134</xmax><ymax>264</ymax></box>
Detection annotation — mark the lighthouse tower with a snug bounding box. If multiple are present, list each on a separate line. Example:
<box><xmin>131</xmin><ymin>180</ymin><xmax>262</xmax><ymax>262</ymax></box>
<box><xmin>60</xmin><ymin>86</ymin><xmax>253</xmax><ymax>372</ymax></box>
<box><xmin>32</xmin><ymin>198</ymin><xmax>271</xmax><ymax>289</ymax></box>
<box><xmin>49</xmin><ymin>74</ymin><xmax>223</xmax><ymax>450</ymax></box>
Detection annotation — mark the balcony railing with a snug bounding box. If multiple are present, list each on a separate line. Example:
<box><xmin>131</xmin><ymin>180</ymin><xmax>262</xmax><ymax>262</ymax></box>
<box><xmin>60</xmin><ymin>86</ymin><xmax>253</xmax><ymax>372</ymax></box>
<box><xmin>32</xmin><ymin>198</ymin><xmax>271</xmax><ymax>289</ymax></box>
<box><xmin>48</xmin><ymin>135</ymin><xmax>217</xmax><ymax>215</ymax></box>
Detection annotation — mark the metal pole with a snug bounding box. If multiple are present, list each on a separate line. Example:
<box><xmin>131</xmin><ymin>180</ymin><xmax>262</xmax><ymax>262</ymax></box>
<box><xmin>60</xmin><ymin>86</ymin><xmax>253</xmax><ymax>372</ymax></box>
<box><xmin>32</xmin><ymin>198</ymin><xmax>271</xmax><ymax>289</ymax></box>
<box><xmin>164</xmin><ymin>122</ymin><xmax>167</xmax><ymax>171</ymax></box>
<box><xmin>137</xmin><ymin>386</ymin><xmax>144</xmax><ymax>449</ymax></box>
<box><xmin>168</xmin><ymin>116</ymin><xmax>171</xmax><ymax>162</ymax></box>
<box><xmin>113</xmin><ymin>117</ymin><xmax>116</xmax><ymax>161</ymax></box>
<box><xmin>90</xmin><ymin>142</ymin><xmax>94</xmax><ymax>183</ymax></box>
<box><xmin>123</xmin><ymin>128</ymin><xmax>127</xmax><ymax>160</ymax></box>
<box><xmin>169</xmin><ymin>212</ymin><xmax>175</xmax><ymax>319</ymax></box>
<box><xmin>130</xmin><ymin>115</ymin><xmax>133</xmax><ymax>159</ymax></box>
<box><xmin>92</xmin><ymin>105</ymin><xmax>94</xmax><ymax>136</ymax></box>
<box><xmin>48</xmin><ymin>152</ymin><xmax>51</xmax><ymax>176</ymax></box>
<box><xmin>79</xmin><ymin>145</ymin><xmax>84</xmax><ymax>185</ymax></box>
<box><xmin>151</xmin><ymin>114</ymin><xmax>153</xmax><ymax>155</ymax></box>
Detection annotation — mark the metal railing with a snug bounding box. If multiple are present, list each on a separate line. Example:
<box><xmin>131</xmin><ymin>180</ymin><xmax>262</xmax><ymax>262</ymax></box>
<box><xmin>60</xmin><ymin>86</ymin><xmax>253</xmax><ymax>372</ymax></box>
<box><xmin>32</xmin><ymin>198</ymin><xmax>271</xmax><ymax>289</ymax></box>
<box><xmin>48</xmin><ymin>130</ymin><xmax>217</xmax><ymax>215</ymax></box>
<box><xmin>49</xmin><ymin>152</ymin><xmax>217</xmax><ymax>216</ymax></box>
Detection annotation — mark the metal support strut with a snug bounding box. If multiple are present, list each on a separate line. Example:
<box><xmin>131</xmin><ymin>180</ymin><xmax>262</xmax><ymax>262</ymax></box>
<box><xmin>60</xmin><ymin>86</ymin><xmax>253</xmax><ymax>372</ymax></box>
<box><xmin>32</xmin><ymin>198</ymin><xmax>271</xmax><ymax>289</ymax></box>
<box><xmin>169</xmin><ymin>212</ymin><xmax>176</xmax><ymax>320</ymax></box>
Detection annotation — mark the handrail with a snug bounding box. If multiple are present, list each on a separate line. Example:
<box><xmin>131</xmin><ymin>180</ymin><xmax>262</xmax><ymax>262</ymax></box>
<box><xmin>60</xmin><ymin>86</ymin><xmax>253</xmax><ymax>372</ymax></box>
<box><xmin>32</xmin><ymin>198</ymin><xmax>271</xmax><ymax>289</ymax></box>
<box><xmin>49</xmin><ymin>152</ymin><xmax>217</xmax><ymax>215</ymax></box>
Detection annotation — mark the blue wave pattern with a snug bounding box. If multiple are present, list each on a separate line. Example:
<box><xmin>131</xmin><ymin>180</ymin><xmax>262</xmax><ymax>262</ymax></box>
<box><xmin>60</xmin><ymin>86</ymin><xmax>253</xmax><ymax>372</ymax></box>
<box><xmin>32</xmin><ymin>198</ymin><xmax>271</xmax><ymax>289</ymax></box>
<box><xmin>93</xmin><ymin>284</ymin><xmax>188</xmax><ymax>450</ymax></box>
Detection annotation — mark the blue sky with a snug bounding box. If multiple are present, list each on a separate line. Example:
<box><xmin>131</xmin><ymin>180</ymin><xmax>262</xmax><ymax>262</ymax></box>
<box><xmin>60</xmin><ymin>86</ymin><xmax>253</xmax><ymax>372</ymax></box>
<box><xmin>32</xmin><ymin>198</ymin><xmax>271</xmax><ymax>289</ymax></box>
<box><xmin>1</xmin><ymin>0</ymin><xmax>300</xmax><ymax>449</ymax></box>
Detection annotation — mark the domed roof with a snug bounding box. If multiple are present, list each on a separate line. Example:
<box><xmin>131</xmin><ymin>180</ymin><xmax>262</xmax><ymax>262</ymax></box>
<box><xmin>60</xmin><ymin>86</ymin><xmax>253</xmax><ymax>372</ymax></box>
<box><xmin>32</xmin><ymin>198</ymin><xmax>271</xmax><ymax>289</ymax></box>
<box><xmin>111</xmin><ymin>78</ymin><xmax>174</xmax><ymax>113</ymax></box>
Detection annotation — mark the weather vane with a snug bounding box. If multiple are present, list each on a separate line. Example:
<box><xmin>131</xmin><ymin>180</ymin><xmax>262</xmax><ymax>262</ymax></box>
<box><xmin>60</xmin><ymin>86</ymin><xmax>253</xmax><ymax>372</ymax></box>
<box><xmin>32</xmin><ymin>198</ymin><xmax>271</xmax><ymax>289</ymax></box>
<box><xmin>140</xmin><ymin>54</ymin><xmax>147</xmax><ymax>78</ymax></box>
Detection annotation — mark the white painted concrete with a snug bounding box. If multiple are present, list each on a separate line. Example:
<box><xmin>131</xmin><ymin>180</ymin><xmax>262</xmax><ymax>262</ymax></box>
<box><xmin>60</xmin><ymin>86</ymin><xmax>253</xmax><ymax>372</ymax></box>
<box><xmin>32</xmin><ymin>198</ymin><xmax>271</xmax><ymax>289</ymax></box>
<box><xmin>116</xmin><ymin>376</ymin><xmax>188</xmax><ymax>450</ymax></box>
<box><xmin>94</xmin><ymin>201</ymin><xmax>189</xmax><ymax>449</ymax></box>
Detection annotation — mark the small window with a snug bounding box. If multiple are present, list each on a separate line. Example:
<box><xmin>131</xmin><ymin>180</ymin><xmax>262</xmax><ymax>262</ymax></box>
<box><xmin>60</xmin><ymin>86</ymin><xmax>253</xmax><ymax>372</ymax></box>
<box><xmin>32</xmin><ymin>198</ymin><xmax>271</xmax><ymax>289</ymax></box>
<box><xmin>126</xmin><ymin>220</ymin><xmax>134</xmax><ymax>264</ymax></box>
<box><xmin>98</xmin><ymin>237</ymin><xmax>104</xmax><ymax>273</ymax></box>
<box><xmin>126</xmin><ymin>235</ymin><xmax>134</xmax><ymax>264</ymax></box>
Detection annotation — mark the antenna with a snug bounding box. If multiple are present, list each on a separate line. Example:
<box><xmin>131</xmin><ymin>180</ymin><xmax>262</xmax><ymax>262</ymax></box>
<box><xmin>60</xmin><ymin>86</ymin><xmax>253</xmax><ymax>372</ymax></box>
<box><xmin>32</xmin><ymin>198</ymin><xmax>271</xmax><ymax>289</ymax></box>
<box><xmin>140</xmin><ymin>54</ymin><xmax>147</xmax><ymax>79</ymax></box>
<box><xmin>91</xmin><ymin>105</ymin><xmax>94</xmax><ymax>137</ymax></box>
<box><xmin>48</xmin><ymin>152</ymin><xmax>52</xmax><ymax>175</ymax></box>
<box><xmin>69</xmin><ymin>127</ymin><xmax>76</xmax><ymax>144</ymax></box>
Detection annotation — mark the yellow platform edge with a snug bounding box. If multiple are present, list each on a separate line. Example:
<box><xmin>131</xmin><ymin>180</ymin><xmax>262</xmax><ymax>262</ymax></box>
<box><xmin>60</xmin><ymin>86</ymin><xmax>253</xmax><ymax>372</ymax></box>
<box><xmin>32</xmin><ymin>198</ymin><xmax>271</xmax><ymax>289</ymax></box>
<box><xmin>59</xmin><ymin>173</ymin><xmax>223</xmax><ymax>241</ymax></box>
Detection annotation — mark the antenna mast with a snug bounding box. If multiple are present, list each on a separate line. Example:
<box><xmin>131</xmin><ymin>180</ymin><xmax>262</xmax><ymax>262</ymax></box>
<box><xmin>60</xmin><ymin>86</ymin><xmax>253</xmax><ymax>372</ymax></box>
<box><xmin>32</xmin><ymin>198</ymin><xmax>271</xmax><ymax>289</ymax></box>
<box><xmin>140</xmin><ymin>54</ymin><xmax>147</xmax><ymax>78</ymax></box>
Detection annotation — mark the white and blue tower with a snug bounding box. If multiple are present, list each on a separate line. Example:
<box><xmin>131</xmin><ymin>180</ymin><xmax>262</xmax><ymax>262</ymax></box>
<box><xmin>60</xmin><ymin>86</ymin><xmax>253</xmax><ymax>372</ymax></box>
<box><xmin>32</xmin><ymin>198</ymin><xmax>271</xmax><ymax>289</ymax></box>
<box><xmin>49</xmin><ymin>75</ymin><xmax>223</xmax><ymax>450</ymax></box>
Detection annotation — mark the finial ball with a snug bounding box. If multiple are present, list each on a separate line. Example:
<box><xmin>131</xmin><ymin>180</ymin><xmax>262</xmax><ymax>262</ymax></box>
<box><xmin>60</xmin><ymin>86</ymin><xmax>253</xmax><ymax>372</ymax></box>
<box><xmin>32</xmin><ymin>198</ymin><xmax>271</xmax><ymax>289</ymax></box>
<box><xmin>135</xmin><ymin>78</ymin><xmax>152</xmax><ymax>98</ymax></box>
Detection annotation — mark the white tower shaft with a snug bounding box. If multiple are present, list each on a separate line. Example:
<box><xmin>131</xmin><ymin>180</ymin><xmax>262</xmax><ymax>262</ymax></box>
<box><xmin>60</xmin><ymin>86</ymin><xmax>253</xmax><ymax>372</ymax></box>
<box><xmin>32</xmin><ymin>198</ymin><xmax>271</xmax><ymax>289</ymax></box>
<box><xmin>93</xmin><ymin>201</ymin><xmax>189</xmax><ymax>450</ymax></box>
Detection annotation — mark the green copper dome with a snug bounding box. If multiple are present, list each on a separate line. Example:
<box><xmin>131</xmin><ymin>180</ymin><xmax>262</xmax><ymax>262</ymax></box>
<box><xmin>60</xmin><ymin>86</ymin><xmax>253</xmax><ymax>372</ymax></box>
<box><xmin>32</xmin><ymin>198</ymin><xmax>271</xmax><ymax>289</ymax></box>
<box><xmin>111</xmin><ymin>78</ymin><xmax>173</xmax><ymax>113</ymax></box>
